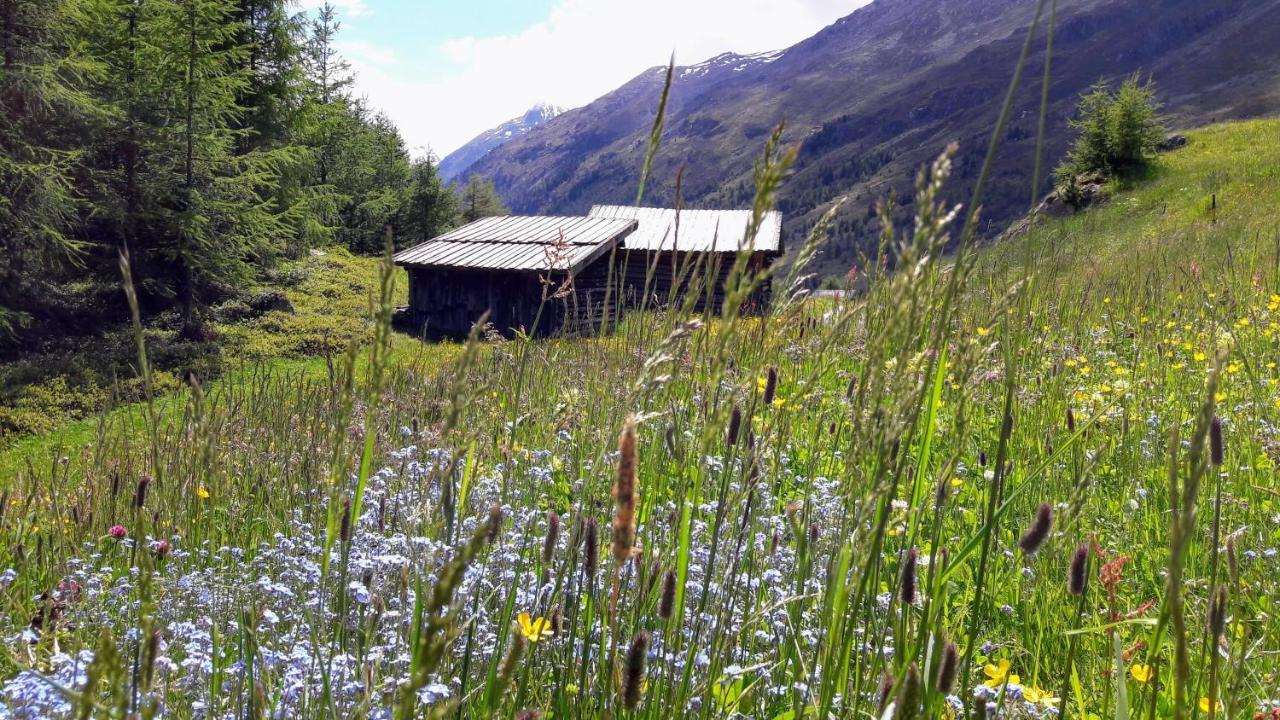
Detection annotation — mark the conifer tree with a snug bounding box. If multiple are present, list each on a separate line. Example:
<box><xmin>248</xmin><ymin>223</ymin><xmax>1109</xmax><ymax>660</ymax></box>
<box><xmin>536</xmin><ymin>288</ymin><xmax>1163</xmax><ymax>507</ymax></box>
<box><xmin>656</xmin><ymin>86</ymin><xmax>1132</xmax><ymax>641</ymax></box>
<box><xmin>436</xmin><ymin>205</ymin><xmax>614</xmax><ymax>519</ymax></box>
<box><xmin>400</xmin><ymin>156</ymin><xmax>459</xmax><ymax>246</ymax></box>
<box><xmin>0</xmin><ymin>0</ymin><xmax>105</xmax><ymax>337</ymax></box>
<box><xmin>459</xmin><ymin>175</ymin><xmax>510</xmax><ymax>224</ymax></box>
<box><xmin>144</xmin><ymin>0</ymin><xmax>290</xmax><ymax>336</ymax></box>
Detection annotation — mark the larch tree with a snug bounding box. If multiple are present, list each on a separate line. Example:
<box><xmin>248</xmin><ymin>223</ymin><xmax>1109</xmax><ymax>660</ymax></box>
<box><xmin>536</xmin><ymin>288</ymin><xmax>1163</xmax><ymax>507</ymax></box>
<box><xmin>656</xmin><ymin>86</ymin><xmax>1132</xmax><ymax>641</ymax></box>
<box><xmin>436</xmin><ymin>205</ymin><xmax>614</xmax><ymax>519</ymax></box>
<box><xmin>0</xmin><ymin>0</ymin><xmax>106</xmax><ymax>338</ymax></box>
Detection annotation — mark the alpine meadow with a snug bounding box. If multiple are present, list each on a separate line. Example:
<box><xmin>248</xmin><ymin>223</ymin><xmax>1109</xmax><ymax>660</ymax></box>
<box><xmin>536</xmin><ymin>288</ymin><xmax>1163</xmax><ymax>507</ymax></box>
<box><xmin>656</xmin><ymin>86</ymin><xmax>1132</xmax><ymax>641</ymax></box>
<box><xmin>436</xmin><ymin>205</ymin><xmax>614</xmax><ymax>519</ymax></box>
<box><xmin>2</xmin><ymin>0</ymin><xmax>1280</xmax><ymax>719</ymax></box>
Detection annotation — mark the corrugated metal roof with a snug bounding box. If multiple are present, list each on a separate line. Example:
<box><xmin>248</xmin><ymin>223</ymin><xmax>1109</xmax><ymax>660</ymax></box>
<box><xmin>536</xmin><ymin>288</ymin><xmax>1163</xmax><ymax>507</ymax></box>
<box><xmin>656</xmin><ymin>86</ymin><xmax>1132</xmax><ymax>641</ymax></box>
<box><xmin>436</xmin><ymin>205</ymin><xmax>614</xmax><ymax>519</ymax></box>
<box><xmin>393</xmin><ymin>216</ymin><xmax>637</xmax><ymax>272</ymax></box>
<box><xmin>588</xmin><ymin>206</ymin><xmax>783</xmax><ymax>254</ymax></box>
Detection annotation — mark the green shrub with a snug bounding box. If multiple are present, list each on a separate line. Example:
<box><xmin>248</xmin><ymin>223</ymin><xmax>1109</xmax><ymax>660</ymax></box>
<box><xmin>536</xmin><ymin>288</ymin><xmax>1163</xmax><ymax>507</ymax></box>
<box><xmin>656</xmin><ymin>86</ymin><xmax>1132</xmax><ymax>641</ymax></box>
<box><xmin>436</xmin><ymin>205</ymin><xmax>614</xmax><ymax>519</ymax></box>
<box><xmin>1058</xmin><ymin>76</ymin><xmax>1165</xmax><ymax>181</ymax></box>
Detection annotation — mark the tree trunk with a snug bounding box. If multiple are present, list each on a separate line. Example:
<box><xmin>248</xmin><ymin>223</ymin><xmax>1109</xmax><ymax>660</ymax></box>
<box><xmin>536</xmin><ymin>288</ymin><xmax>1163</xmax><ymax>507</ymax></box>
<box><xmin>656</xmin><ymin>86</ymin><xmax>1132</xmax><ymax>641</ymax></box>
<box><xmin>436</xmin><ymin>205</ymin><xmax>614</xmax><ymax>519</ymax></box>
<box><xmin>179</xmin><ymin>0</ymin><xmax>201</xmax><ymax>338</ymax></box>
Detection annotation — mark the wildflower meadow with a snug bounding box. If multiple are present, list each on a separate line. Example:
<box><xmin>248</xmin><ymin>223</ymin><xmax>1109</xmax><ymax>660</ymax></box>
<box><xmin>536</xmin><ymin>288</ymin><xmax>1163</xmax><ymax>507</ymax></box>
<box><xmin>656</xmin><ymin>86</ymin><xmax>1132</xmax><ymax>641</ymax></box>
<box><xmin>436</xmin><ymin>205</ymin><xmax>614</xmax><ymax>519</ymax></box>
<box><xmin>2</xmin><ymin>29</ymin><xmax>1280</xmax><ymax>720</ymax></box>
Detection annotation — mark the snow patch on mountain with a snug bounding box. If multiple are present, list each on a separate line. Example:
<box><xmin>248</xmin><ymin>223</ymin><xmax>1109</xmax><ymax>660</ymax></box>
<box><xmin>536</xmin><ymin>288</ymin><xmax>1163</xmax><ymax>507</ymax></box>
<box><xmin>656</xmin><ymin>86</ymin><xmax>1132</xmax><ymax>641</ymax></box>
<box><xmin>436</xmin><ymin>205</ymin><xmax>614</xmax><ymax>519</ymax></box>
<box><xmin>438</xmin><ymin>103</ymin><xmax>566</xmax><ymax>182</ymax></box>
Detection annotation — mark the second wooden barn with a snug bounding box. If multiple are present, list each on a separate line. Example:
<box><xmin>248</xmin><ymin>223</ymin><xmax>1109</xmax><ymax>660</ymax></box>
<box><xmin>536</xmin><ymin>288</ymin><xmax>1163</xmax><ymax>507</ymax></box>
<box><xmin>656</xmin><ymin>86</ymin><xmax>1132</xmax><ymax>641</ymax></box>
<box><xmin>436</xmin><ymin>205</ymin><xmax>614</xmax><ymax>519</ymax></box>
<box><xmin>393</xmin><ymin>215</ymin><xmax>636</xmax><ymax>337</ymax></box>
<box><xmin>589</xmin><ymin>205</ymin><xmax>784</xmax><ymax>312</ymax></box>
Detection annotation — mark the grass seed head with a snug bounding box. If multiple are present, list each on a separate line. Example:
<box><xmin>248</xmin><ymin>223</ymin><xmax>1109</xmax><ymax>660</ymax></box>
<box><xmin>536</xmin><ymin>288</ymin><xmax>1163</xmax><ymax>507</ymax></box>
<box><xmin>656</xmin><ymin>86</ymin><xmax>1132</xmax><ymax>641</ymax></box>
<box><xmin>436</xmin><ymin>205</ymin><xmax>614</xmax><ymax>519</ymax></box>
<box><xmin>485</xmin><ymin>504</ymin><xmax>504</xmax><ymax>542</ymax></box>
<box><xmin>1208</xmin><ymin>584</ymin><xmax>1228</xmax><ymax>637</ymax></box>
<box><xmin>339</xmin><ymin>498</ymin><xmax>352</xmax><ymax>543</ymax></box>
<box><xmin>899</xmin><ymin>547</ymin><xmax>918</xmax><ymax>605</ymax></box>
<box><xmin>936</xmin><ymin>640</ymin><xmax>959</xmax><ymax>693</ymax></box>
<box><xmin>877</xmin><ymin>672</ymin><xmax>894</xmax><ymax>713</ymax></box>
<box><xmin>542</xmin><ymin>510</ymin><xmax>560</xmax><ymax>564</ymax></box>
<box><xmin>1019</xmin><ymin>503</ymin><xmax>1053</xmax><ymax>555</ymax></box>
<box><xmin>726</xmin><ymin>404</ymin><xmax>742</xmax><ymax>446</ymax></box>
<box><xmin>763</xmin><ymin>366</ymin><xmax>778</xmax><ymax>406</ymax></box>
<box><xmin>134</xmin><ymin>476</ymin><xmax>150</xmax><ymax>510</ymax></box>
<box><xmin>622</xmin><ymin>630</ymin><xmax>650</xmax><ymax>710</ymax></box>
<box><xmin>658</xmin><ymin>568</ymin><xmax>677</xmax><ymax>620</ymax></box>
<box><xmin>497</xmin><ymin>629</ymin><xmax>527</xmax><ymax>692</ymax></box>
<box><xmin>1069</xmin><ymin>543</ymin><xmax>1089</xmax><ymax>596</ymax></box>
<box><xmin>1210</xmin><ymin>414</ymin><xmax>1224</xmax><ymax>466</ymax></box>
<box><xmin>612</xmin><ymin>416</ymin><xmax>638</xmax><ymax>566</ymax></box>
<box><xmin>894</xmin><ymin>663</ymin><xmax>922</xmax><ymax>720</ymax></box>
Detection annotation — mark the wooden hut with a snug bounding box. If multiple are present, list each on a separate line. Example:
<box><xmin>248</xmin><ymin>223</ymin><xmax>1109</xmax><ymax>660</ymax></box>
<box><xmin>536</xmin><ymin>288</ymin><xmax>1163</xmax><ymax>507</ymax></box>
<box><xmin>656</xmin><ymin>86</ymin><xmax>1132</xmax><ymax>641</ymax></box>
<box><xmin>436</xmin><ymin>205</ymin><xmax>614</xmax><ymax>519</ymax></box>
<box><xmin>393</xmin><ymin>215</ymin><xmax>636</xmax><ymax>337</ymax></box>
<box><xmin>588</xmin><ymin>205</ymin><xmax>783</xmax><ymax>312</ymax></box>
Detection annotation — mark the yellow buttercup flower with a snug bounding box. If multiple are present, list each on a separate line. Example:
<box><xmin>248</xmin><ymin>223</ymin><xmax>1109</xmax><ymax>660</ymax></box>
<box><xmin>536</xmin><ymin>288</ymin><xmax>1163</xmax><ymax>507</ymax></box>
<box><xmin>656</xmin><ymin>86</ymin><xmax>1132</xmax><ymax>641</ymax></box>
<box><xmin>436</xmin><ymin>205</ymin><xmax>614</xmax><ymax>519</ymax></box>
<box><xmin>1130</xmin><ymin>663</ymin><xmax>1153</xmax><ymax>683</ymax></box>
<box><xmin>197</xmin><ymin>486</ymin><xmax>211</xmax><ymax>499</ymax></box>
<box><xmin>1199</xmin><ymin>697</ymin><xmax>1222</xmax><ymax>713</ymax></box>
<box><xmin>517</xmin><ymin>612</ymin><xmax>553</xmax><ymax>642</ymax></box>
<box><xmin>983</xmin><ymin>659</ymin><xmax>1019</xmax><ymax>688</ymax></box>
<box><xmin>1023</xmin><ymin>686</ymin><xmax>1059</xmax><ymax>705</ymax></box>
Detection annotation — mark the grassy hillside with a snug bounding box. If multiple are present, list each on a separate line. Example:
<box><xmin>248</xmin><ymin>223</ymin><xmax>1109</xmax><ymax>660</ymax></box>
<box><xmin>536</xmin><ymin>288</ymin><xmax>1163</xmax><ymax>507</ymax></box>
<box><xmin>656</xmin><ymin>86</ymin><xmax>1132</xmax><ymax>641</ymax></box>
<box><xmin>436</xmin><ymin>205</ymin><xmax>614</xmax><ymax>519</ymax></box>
<box><xmin>0</xmin><ymin>120</ymin><xmax>1278</xmax><ymax>718</ymax></box>
<box><xmin>0</xmin><ymin>249</ymin><xmax>412</xmax><ymax>441</ymax></box>
<box><xmin>979</xmin><ymin>119</ymin><xmax>1280</xmax><ymax>290</ymax></box>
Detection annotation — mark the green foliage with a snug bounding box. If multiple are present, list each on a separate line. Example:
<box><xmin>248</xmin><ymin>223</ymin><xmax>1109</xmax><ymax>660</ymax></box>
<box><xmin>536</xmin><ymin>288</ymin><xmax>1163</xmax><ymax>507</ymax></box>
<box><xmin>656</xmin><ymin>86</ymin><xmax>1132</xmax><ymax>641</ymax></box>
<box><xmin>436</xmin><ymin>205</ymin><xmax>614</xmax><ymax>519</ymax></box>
<box><xmin>399</xmin><ymin>157</ymin><xmax>459</xmax><ymax>246</ymax></box>
<box><xmin>458</xmin><ymin>174</ymin><xmax>510</xmax><ymax>223</ymax></box>
<box><xmin>1057</xmin><ymin>76</ymin><xmax>1165</xmax><ymax>181</ymax></box>
<box><xmin>0</xmin><ymin>0</ymin><xmax>463</xmax><ymax>423</ymax></box>
<box><xmin>0</xmin><ymin>0</ymin><xmax>106</xmax><ymax>336</ymax></box>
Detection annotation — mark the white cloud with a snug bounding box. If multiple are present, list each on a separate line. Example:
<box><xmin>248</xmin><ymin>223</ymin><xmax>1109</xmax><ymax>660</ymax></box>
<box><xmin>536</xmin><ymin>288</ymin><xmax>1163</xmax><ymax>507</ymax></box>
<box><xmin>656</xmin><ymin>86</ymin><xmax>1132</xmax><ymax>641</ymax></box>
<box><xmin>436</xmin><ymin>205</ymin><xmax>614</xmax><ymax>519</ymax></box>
<box><xmin>344</xmin><ymin>0</ymin><xmax>866</xmax><ymax>159</ymax></box>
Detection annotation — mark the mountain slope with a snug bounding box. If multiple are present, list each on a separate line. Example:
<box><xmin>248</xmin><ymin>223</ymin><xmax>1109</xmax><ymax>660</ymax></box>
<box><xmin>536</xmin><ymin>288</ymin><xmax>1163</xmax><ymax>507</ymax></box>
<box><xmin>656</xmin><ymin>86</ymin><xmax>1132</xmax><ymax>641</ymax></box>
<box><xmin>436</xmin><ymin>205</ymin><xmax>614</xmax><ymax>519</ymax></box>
<box><xmin>466</xmin><ymin>0</ymin><xmax>1280</xmax><ymax>280</ymax></box>
<box><xmin>438</xmin><ymin>103</ymin><xmax>564</xmax><ymax>181</ymax></box>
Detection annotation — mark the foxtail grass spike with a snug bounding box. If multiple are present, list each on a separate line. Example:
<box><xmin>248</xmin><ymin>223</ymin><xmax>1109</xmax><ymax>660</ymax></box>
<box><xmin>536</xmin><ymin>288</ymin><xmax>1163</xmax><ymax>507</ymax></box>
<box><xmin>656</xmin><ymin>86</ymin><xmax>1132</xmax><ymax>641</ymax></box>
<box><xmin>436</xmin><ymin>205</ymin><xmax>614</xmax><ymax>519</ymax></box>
<box><xmin>1210</xmin><ymin>414</ymin><xmax>1224</xmax><ymax>466</ymax></box>
<box><xmin>936</xmin><ymin>641</ymin><xmax>959</xmax><ymax>693</ymax></box>
<box><xmin>900</xmin><ymin>548</ymin><xmax>918</xmax><ymax>605</ymax></box>
<box><xmin>658</xmin><ymin>569</ymin><xmax>676</xmax><ymax>620</ymax></box>
<box><xmin>763</xmin><ymin>366</ymin><xmax>778</xmax><ymax>406</ymax></box>
<box><xmin>612</xmin><ymin>416</ymin><xmax>638</xmax><ymax>566</ymax></box>
<box><xmin>485</xmin><ymin>504</ymin><xmax>504</xmax><ymax>542</ymax></box>
<box><xmin>622</xmin><ymin>631</ymin><xmax>649</xmax><ymax>710</ymax></box>
<box><xmin>339</xmin><ymin>498</ymin><xmax>353</xmax><ymax>543</ymax></box>
<box><xmin>1019</xmin><ymin>503</ymin><xmax>1053</xmax><ymax>555</ymax></box>
<box><xmin>726</xmin><ymin>404</ymin><xmax>742</xmax><ymax>446</ymax></box>
<box><xmin>134</xmin><ymin>476</ymin><xmax>150</xmax><ymax>510</ymax></box>
<box><xmin>893</xmin><ymin>663</ymin><xmax>922</xmax><ymax>720</ymax></box>
<box><xmin>542</xmin><ymin>510</ymin><xmax>560</xmax><ymax>564</ymax></box>
<box><xmin>1208</xmin><ymin>584</ymin><xmax>1228</xmax><ymax>637</ymax></box>
<box><xmin>496</xmin><ymin>631</ymin><xmax>527</xmax><ymax>697</ymax></box>
<box><xmin>1068</xmin><ymin>543</ymin><xmax>1089</xmax><ymax>596</ymax></box>
<box><xmin>877</xmin><ymin>672</ymin><xmax>894</xmax><ymax>714</ymax></box>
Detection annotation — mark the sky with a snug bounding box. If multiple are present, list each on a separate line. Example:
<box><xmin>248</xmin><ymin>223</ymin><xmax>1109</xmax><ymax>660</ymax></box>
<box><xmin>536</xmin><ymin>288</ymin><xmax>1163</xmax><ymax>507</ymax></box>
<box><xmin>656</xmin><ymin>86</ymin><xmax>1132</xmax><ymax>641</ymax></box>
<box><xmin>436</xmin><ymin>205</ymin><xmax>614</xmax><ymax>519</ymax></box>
<box><xmin>295</xmin><ymin>0</ymin><xmax>868</xmax><ymax>159</ymax></box>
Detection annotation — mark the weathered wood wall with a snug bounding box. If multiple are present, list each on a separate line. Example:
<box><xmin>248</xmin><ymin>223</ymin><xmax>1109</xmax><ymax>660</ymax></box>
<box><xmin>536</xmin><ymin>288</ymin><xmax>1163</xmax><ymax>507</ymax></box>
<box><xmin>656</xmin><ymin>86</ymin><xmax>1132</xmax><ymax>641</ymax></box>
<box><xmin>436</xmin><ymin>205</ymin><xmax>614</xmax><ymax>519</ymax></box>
<box><xmin>614</xmin><ymin>250</ymin><xmax>774</xmax><ymax>313</ymax></box>
<box><xmin>400</xmin><ymin>249</ymin><xmax>776</xmax><ymax>338</ymax></box>
<box><xmin>402</xmin><ymin>262</ymin><xmax>619</xmax><ymax>338</ymax></box>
